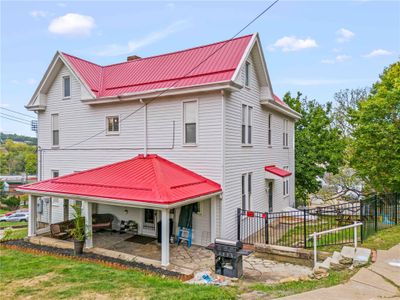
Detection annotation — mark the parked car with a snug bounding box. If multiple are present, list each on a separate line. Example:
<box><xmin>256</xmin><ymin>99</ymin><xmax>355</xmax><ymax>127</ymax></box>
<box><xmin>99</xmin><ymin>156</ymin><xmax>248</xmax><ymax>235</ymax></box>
<box><xmin>0</xmin><ymin>212</ymin><xmax>29</xmax><ymax>222</ymax></box>
<box><xmin>2</xmin><ymin>208</ymin><xmax>28</xmax><ymax>217</ymax></box>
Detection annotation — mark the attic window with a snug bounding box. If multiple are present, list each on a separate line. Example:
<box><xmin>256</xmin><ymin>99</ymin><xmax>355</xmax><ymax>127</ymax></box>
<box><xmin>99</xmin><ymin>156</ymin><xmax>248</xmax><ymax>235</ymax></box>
<box><xmin>63</xmin><ymin>76</ymin><xmax>71</xmax><ymax>98</ymax></box>
<box><xmin>245</xmin><ymin>61</ymin><xmax>250</xmax><ymax>87</ymax></box>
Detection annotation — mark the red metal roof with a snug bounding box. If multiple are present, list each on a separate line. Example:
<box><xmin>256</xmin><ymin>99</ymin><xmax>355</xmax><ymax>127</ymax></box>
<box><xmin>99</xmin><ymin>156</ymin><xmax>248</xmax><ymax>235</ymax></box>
<box><xmin>62</xmin><ymin>34</ymin><xmax>253</xmax><ymax>98</ymax></box>
<box><xmin>273</xmin><ymin>94</ymin><xmax>287</xmax><ymax>107</ymax></box>
<box><xmin>18</xmin><ymin>154</ymin><xmax>221</xmax><ymax>205</ymax></box>
<box><xmin>265</xmin><ymin>165</ymin><xmax>292</xmax><ymax>177</ymax></box>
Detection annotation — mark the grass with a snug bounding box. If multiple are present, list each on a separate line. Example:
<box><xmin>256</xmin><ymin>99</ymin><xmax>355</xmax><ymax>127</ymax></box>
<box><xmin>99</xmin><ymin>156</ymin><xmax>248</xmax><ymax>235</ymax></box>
<box><xmin>0</xmin><ymin>208</ymin><xmax>11</xmax><ymax>216</ymax></box>
<box><xmin>0</xmin><ymin>248</ymin><xmax>237</xmax><ymax>300</ymax></box>
<box><xmin>319</xmin><ymin>225</ymin><xmax>400</xmax><ymax>253</ymax></box>
<box><xmin>0</xmin><ymin>228</ymin><xmax>27</xmax><ymax>241</ymax></box>
<box><xmin>0</xmin><ymin>221</ymin><xmax>27</xmax><ymax>228</ymax></box>
<box><xmin>249</xmin><ymin>269</ymin><xmax>356</xmax><ymax>299</ymax></box>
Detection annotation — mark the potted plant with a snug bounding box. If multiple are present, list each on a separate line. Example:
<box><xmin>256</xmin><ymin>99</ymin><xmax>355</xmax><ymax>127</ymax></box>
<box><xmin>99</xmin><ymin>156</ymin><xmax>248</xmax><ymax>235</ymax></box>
<box><xmin>69</xmin><ymin>204</ymin><xmax>86</xmax><ymax>255</ymax></box>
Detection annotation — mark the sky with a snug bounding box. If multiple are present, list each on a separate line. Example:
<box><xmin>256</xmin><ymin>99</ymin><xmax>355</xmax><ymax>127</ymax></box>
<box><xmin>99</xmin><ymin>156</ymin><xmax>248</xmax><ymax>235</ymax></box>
<box><xmin>1</xmin><ymin>0</ymin><xmax>399</xmax><ymax>137</ymax></box>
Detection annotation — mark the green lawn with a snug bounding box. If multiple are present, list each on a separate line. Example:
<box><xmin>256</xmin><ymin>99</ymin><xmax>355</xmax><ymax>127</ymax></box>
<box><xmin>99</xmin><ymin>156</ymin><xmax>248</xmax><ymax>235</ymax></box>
<box><xmin>0</xmin><ymin>248</ymin><xmax>237</xmax><ymax>300</ymax></box>
<box><xmin>249</xmin><ymin>269</ymin><xmax>356</xmax><ymax>299</ymax></box>
<box><xmin>0</xmin><ymin>228</ymin><xmax>28</xmax><ymax>241</ymax></box>
<box><xmin>0</xmin><ymin>221</ymin><xmax>27</xmax><ymax>228</ymax></box>
<box><xmin>0</xmin><ymin>208</ymin><xmax>11</xmax><ymax>216</ymax></box>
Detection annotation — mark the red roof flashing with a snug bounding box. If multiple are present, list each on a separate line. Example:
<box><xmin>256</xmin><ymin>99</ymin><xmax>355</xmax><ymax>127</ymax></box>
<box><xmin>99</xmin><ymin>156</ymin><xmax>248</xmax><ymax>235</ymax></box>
<box><xmin>265</xmin><ymin>165</ymin><xmax>292</xmax><ymax>177</ymax></box>
<box><xmin>19</xmin><ymin>154</ymin><xmax>221</xmax><ymax>205</ymax></box>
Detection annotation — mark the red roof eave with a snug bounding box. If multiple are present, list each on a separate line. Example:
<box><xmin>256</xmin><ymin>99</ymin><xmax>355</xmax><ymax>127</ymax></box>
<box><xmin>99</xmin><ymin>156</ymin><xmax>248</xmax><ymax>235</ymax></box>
<box><xmin>265</xmin><ymin>165</ymin><xmax>292</xmax><ymax>177</ymax></box>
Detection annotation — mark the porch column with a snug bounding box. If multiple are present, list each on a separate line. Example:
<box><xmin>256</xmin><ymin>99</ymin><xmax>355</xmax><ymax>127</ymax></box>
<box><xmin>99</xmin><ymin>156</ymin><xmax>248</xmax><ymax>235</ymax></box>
<box><xmin>210</xmin><ymin>196</ymin><xmax>217</xmax><ymax>242</ymax></box>
<box><xmin>83</xmin><ymin>201</ymin><xmax>93</xmax><ymax>248</ymax></box>
<box><xmin>48</xmin><ymin>197</ymin><xmax>53</xmax><ymax>226</ymax></box>
<box><xmin>161</xmin><ymin>208</ymin><xmax>170</xmax><ymax>267</ymax></box>
<box><xmin>28</xmin><ymin>195</ymin><xmax>38</xmax><ymax>237</ymax></box>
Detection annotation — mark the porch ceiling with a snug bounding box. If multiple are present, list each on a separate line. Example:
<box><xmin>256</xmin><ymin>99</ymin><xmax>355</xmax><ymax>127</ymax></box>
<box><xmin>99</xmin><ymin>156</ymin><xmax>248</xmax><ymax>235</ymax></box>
<box><xmin>17</xmin><ymin>154</ymin><xmax>221</xmax><ymax>208</ymax></box>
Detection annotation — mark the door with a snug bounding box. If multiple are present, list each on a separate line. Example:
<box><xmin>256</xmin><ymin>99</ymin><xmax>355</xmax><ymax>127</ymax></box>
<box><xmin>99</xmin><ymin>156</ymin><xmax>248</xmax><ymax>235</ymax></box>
<box><xmin>268</xmin><ymin>181</ymin><xmax>273</xmax><ymax>212</ymax></box>
<box><xmin>142</xmin><ymin>209</ymin><xmax>157</xmax><ymax>236</ymax></box>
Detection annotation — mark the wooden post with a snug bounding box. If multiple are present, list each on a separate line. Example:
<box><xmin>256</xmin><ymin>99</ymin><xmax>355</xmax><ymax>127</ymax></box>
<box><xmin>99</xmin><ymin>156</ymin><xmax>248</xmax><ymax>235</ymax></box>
<box><xmin>83</xmin><ymin>201</ymin><xmax>93</xmax><ymax>248</ymax></box>
<box><xmin>161</xmin><ymin>208</ymin><xmax>170</xmax><ymax>267</ymax></box>
<box><xmin>28</xmin><ymin>195</ymin><xmax>38</xmax><ymax>237</ymax></box>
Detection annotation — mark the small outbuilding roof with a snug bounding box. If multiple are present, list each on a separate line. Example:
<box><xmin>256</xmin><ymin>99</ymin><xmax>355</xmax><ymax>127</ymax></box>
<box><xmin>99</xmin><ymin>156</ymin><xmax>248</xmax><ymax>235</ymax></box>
<box><xmin>17</xmin><ymin>154</ymin><xmax>221</xmax><ymax>207</ymax></box>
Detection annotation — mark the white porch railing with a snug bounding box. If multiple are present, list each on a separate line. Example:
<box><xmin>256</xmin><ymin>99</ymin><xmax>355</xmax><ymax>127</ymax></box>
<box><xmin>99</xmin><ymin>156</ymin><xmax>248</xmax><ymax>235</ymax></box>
<box><xmin>310</xmin><ymin>221</ymin><xmax>363</xmax><ymax>268</ymax></box>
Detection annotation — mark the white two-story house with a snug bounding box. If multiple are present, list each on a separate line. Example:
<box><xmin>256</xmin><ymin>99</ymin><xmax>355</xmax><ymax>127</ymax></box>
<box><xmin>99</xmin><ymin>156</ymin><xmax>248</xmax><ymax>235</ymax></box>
<box><xmin>19</xmin><ymin>33</ymin><xmax>300</xmax><ymax>266</ymax></box>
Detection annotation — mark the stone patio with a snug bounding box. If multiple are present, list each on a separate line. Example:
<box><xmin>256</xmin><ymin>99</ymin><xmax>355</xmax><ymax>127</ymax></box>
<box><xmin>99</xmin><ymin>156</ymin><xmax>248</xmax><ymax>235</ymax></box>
<box><xmin>92</xmin><ymin>231</ymin><xmax>312</xmax><ymax>282</ymax></box>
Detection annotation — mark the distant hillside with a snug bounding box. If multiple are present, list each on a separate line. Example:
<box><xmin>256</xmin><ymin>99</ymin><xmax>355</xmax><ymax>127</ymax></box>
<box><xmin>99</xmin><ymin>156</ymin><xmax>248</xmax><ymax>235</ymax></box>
<box><xmin>0</xmin><ymin>133</ymin><xmax>37</xmax><ymax>145</ymax></box>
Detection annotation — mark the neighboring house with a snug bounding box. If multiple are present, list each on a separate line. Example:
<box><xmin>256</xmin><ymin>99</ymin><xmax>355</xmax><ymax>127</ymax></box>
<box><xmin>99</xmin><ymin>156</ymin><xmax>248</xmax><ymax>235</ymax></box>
<box><xmin>0</xmin><ymin>175</ymin><xmax>37</xmax><ymax>195</ymax></box>
<box><xmin>18</xmin><ymin>33</ymin><xmax>300</xmax><ymax>266</ymax></box>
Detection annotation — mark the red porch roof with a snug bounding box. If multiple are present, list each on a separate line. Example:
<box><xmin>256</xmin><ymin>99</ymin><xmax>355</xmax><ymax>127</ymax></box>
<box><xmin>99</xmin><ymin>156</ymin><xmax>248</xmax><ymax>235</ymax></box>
<box><xmin>18</xmin><ymin>154</ymin><xmax>221</xmax><ymax>205</ymax></box>
<box><xmin>265</xmin><ymin>165</ymin><xmax>292</xmax><ymax>177</ymax></box>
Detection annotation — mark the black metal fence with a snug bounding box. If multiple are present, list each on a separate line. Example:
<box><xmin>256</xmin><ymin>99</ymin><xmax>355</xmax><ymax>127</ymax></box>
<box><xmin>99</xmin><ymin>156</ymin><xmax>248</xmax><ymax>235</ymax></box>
<box><xmin>237</xmin><ymin>193</ymin><xmax>399</xmax><ymax>248</ymax></box>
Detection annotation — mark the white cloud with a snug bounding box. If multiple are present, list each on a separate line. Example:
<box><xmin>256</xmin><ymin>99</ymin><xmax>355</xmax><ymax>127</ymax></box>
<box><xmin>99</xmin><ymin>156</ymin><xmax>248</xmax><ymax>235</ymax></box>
<box><xmin>270</xmin><ymin>36</ymin><xmax>317</xmax><ymax>52</ymax></box>
<box><xmin>95</xmin><ymin>20</ymin><xmax>189</xmax><ymax>56</ymax></box>
<box><xmin>321</xmin><ymin>54</ymin><xmax>351</xmax><ymax>64</ymax></box>
<box><xmin>48</xmin><ymin>13</ymin><xmax>96</xmax><ymax>37</ymax></box>
<box><xmin>26</xmin><ymin>78</ymin><xmax>37</xmax><ymax>85</ymax></box>
<box><xmin>363</xmin><ymin>49</ymin><xmax>393</xmax><ymax>58</ymax></box>
<box><xmin>336</xmin><ymin>28</ymin><xmax>355</xmax><ymax>43</ymax></box>
<box><xmin>30</xmin><ymin>10</ymin><xmax>48</xmax><ymax>18</ymax></box>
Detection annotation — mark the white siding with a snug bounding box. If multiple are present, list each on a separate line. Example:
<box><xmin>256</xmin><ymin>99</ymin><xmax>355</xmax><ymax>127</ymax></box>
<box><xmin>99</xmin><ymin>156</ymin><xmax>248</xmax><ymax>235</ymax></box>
<box><xmin>222</xmin><ymin>51</ymin><xmax>295</xmax><ymax>240</ymax></box>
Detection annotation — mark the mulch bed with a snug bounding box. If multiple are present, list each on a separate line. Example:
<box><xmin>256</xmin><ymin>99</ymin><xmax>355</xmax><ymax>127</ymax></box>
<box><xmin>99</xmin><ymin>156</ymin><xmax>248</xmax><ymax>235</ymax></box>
<box><xmin>0</xmin><ymin>239</ymin><xmax>193</xmax><ymax>281</ymax></box>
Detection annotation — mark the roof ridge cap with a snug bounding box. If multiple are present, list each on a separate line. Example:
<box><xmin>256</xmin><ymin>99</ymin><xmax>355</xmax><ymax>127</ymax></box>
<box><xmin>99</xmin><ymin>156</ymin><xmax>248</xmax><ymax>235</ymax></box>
<box><xmin>62</xmin><ymin>52</ymin><xmax>103</xmax><ymax>68</ymax></box>
<box><xmin>150</xmin><ymin>156</ymin><xmax>172</xmax><ymax>202</ymax></box>
<box><xmin>103</xmin><ymin>34</ymin><xmax>254</xmax><ymax>68</ymax></box>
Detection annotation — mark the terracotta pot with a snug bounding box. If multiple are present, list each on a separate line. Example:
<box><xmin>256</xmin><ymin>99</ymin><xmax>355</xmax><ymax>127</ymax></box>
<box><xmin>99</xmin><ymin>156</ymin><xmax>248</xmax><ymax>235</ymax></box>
<box><xmin>74</xmin><ymin>240</ymin><xmax>85</xmax><ymax>255</ymax></box>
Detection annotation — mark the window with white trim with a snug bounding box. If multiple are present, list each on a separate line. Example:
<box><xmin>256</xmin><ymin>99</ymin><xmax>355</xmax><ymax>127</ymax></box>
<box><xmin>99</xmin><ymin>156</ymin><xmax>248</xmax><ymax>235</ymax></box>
<box><xmin>283</xmin><ymin>166</ymin><xmax>289</xmax><ymax>196</ymax></box>
<box><xmin>268</xmin><ymin>114</ymin><xmax>272</xmax><ymax>146</ymax></box>
<box><xmin>106</xmin><ymin>116</ymin><xmax>119</xmax><ymax>134</ymax></box>
<box><xmin>63</xmin><ymin>76</ymin><xmax>71</xmax><ymax>98</ymax></box>
<box><xmin>241</xmin><ymin>104</ymin><xmax>253</xmax><ymax>145</ymax></box>
<box><xmin>51</xmin><ymin>114</ymin><xmax>59</xmax><ymax>147</ymax></box>
<box><xmin>283</xmin><ymin>119</ymin><xmax>289</xmax><ymax>147</ymax></box>
<box><xmin>241</xmin><ymin>173</ymin><xmax>252</xmax><ymax>210</ymax></box>
<box><xmin>183</xmin><ymin>100</ymin><xmax>197</xmax><ymax>144</ymax></box>
<box><xmin>51</xmin><ymin>170</ymin><xmax>59</xmax><ymax>178</ymax></box>
<box><xmin>245</xmin><ymin>61</ymin><xmax>250</xmax><ymax>87</ymax></box>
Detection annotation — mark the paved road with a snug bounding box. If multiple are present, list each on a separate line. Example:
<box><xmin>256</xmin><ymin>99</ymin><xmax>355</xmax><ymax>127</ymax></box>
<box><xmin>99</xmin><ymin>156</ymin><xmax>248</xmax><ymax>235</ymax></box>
<box><xmin>279</xmin><ymin>244</ymin><xmax>400</xmax><ymax>300</ymax></box>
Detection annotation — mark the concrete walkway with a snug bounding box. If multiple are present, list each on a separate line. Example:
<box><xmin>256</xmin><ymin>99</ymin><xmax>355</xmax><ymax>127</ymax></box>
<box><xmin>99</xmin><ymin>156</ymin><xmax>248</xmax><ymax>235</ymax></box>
<box><xmin>279</xmin><ymin>244</ymin><xmax>400</xmax><ymax>300</ymax></box>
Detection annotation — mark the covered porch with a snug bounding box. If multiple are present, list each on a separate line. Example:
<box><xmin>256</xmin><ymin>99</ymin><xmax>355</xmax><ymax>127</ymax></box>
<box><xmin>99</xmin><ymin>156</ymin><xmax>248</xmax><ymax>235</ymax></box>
<box><xmin>17</xmin><ymin>154</ymin><xmax>221</xmax><ymax>267</ymax></box>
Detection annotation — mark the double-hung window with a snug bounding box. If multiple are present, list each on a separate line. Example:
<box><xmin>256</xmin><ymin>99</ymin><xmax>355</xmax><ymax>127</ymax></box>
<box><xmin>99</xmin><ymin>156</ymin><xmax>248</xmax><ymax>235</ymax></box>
<box><xmin>106</xmin><ymin>116</ymin><xmax>119</xmax><ymax>134</ymax></box>
<box><xmin>51</xmin><ymin>170</ymin><xmax>59</xmax><ymax>178</ymax></box>
<box><xmin>63</xmin><ymin>76</ymin><xmax>71</xmax><ymax>98</ymax></box>
<box><xmin>241</xmin><ymin>104</ymin><xmax>253</xmax><ymax>145</ymax></box>
<box><xmin>241</xmin><ymin>173</ymin><xmax>252</xmax><ymax>210</ymax></box>
<box><xmin>183</xmin><ymin>100</ymin><xmax>197</xmax><ymax>145</ymax></box>
<box><xmin>268</xmin><ymin>114</ymin><xmax>272</xmax><ymax>146</ymax></box>
<box><xmin>51</xmin><ymin>114</ymin><xmax>59</xmax><ymax>147</ymax></box>
<box><xmin>283</xmin><ymin>119</ymin><xmax>289</xmax><ymax>147</ymax></box>
<box><xmin>283</xmin><ymin>166</ymin><xmax>289</xmax><ymax>196</ymax></box>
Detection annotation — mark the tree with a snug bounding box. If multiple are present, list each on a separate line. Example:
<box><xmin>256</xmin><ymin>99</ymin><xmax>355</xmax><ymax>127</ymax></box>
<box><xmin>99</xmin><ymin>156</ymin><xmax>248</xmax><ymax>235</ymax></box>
<box><xmin>349</xmin><ymin>61</ymin><xmax>400</xmax><ymax>193</ymax></box>
<box><xmin>0</xmin><ymin>139</ymin><xmax>37</xmax><ymax>175</ymax></box>
<box><xmin>333</xmin><ymin>88</ymin><xmax>369</xmax><ymax>137</ymax></box>
<box><xmin>284</xmin><ymin>92</ymin><xmax>346</xmax><ymax>206</ymax></box>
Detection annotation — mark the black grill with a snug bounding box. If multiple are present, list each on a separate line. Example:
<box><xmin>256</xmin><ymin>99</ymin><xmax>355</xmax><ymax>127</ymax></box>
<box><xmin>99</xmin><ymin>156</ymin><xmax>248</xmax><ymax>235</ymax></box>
<box><xmin>209</xmin><ymin>239</ymin><xmax>250</xmax><ymax>278</ymax></box>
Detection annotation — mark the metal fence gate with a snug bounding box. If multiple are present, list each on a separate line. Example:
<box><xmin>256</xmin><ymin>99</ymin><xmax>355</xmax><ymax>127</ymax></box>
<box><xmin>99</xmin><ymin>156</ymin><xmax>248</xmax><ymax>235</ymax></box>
<box><xmin>237</xmin><ymin>193</ymin><xmax>399</xmax><ymax>248</ymax></box>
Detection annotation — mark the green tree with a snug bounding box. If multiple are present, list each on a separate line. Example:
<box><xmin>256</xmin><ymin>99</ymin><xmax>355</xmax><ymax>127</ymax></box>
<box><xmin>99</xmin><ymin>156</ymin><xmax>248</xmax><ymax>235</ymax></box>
<box><xmin>349</xmin><ymin>61</ymin><xmax>400</xmax><ymax>193</ymax></box>
<box><xmin>284</xmin><ymin>92</ymin><xmax>346</xmax><ymax>206</ymax></box>
<box><xmin>0</xmin><ymin>139</ymin><xmax>37</xmax><ymax>175</ymax></box>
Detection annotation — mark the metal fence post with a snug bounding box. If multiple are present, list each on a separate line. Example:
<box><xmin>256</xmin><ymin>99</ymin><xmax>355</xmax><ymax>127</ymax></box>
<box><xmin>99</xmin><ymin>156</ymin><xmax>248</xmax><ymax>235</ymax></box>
<box><xmin>360</xmin><ymin>200</ymin><xmax>364</xmax><ymax>243</ymax></box>
<box><xmin>374</xmin><ymin>194</ymin><xmax>378</xmax><ymax>232</ymax></box>
<box><xmin>265</xmin><ymin>212</ymin><xmax>269</xmax><ymax>244</ymax></box>
<box><xmin>237</xmin><ymin>208</ymin><xmax>241</xmax><ymax>241</ymax></box>
<box><xmin>303</xmin><ymin>209</ymin><xmax>307</xmax><ymax>248</ymax></box>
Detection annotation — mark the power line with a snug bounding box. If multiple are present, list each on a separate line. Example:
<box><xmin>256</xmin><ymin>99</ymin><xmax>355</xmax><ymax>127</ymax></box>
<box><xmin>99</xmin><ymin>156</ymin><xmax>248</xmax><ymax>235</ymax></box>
<box><xmin>1</xmin><ymin>112</ymin><xmax>32</xmax><ymax>123</ymax></box>
<box><xmin>1</xmin><ymin>114</ymin><xmax>31</xmax><ymax>126</ymax></box>
<box><xmin>1</xmin><ymin>107</ymin><xmax>36</xmax><ymax>119</ymax></box>
<box><xmin>64</xmin><ymin>0</ymin><xmax>280</xmax><ymax>149</ymax></box>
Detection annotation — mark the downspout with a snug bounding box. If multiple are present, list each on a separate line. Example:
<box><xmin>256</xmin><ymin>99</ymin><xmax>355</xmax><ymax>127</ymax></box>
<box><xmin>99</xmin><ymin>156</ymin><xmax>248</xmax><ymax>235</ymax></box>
<box><xmin>140</xmin><ymin>99</ymin><xmax>147</xmax><ymax>157</ymax></box>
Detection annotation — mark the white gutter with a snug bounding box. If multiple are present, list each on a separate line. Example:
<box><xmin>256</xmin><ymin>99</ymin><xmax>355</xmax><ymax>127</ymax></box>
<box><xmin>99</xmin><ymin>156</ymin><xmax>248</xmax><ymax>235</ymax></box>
<box><xmin>15</xmin><ymin>188</ymin><xmax>222</xmax><ymax>209</ymax></box>
<box><xmin>260</xmin><ymin>99</ymin><xmax>301</xmax><ymax>120</ymax></box>
<box><xmin>81</xmin><ymin>81</ymin><xmax>242</xmax><ymax>105</ymax></box>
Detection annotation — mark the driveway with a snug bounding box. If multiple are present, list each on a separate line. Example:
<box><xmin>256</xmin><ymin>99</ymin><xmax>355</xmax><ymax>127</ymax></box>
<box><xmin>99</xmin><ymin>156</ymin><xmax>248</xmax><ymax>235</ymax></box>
<box><xmin>279</xmin><ymin>244</ymin><xmax>400</xmax><ymax>300</ymax></box>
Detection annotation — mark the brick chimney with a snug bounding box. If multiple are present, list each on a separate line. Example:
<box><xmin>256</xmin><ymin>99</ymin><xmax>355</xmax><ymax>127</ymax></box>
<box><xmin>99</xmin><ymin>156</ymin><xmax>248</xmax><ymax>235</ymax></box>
<box><xmin>127</xmin><ymin>55</ymin><xmax>141</xmax><ymax>61</ymax></box>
